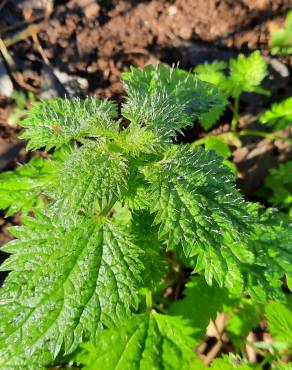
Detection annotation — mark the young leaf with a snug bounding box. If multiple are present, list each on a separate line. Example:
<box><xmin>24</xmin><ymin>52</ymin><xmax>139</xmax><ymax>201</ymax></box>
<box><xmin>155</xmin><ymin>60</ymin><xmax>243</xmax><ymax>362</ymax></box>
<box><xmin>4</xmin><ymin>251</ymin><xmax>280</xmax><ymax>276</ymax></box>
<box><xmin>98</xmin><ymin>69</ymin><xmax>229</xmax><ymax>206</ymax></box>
<box><xmin>0</xmin><ymin>157</ymin><xmax>56</xmax><ymax>216</ymax></box>
<box><xmin>122</xmin><ymin>64</ymin><xmax>227</xmax><ymax>133</ymax></box>
<box><xmin>0</xmin><ymin>214</ymin><xmax>142</xmax><ymax>367</ymax></box>
<box><xmin>260</xmin><ymin>97</ymin><xmax>292</xmax><ymax>130</ymax></box>
<box><xmin>78</xmin><ymin>312</ymin><xmax>196</xmax><ymax>370</ymax></box>
<box><xmin>20</xmin><ymin>98</ymin><xmax>118</xmax><ymax>151</ymax></box>
<box><xmin>122</xmin><ymin>89</ymin><xmax>194</xmax><ymax>140</ymax></box>
<box><xmin>225</xmin><ymin>51</ymin><xmax>269</xmax><ymax>98</ymax></box>
<box><xmin>194</xmin><ymin>61</ymin><xmax>228</xmax><ymax>88</ymax></box>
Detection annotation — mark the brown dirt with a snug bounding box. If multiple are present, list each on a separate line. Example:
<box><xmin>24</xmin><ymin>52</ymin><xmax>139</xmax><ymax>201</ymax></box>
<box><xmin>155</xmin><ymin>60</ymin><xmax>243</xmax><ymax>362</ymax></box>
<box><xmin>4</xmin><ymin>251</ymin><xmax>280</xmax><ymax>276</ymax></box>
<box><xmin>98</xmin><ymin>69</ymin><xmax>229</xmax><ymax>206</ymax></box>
<box><xmin>37</xmin><ymin>0</ymin><xmax>291</xmax><ymax>97</ymax></box>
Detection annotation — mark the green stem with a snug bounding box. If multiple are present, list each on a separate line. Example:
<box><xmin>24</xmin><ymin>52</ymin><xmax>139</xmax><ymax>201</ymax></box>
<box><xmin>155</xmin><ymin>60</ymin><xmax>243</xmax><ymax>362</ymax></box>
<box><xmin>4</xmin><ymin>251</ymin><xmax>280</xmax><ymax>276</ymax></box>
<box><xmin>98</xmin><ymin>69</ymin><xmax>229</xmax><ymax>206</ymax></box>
<box><xmin>191</xmin><ymin>137</ymin><xmax>207</xmax><ymax>146</ymax></box>
<box><xmin>231</xmin><ymin>96</ymin><xmax>240</xmax><ymax>131</ymax></box>
<box><xmin>145</xmin><ymin>290</ymin><xmax>152</xmax><ymax>311</ymax></box>
<box><xmin>98</xmin><ymin>197</ymin><xmax>117</xmax><ymax>218</ymax></box>
<box><xmin>240</xmin><ymin>130</ymin><xmax>292</xmax><ymax>144</ymax></box>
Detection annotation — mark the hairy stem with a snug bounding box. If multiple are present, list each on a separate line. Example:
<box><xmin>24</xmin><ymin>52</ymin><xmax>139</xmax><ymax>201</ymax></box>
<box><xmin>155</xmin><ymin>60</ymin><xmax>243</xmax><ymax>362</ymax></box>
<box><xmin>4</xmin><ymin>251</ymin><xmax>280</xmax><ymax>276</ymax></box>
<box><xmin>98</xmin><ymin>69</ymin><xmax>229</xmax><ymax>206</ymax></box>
<box><xmin>146</xmin><ymin>290</ymin><xmax>153</xmax><ymax>311</ymax></box>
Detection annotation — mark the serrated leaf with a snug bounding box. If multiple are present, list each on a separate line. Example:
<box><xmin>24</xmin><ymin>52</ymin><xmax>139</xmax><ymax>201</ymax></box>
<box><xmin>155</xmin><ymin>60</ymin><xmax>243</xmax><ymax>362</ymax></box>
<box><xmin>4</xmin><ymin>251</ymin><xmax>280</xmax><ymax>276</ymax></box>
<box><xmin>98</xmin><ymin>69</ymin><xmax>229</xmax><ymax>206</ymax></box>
<box><xmin>49</xmin><ymin>142</ymin><xmax>129</xmax><ymax>218</ymax></box>
<box><xmin>265</xmin><ymin>298</ymin><xmax>292</xmax><ymax>349</ymax></box>
<box><xmin>122</xmin><ymin>64</ymin><xmax>227</xmax><ymax>135</ymax></box>
<box><xmin>20</xmin><ymin>98</ymin><xmax>118</xmax><ymax>151</ymax></box>
<box><xmin>225</xmin><ymin>51</ymin><xmax>269</xmax><ymax>98</ymax></box>
<box><xmin>0</xmin><ymin>214</ymin><xmax>142</xmax><ymax>368</ymax></box>
<box><xmin>116</xmin><ymin>124</ymin><xmax>161</xmax><ymax>156</ymax></box>
<box><xmin>194</xmin><ymin>61</ymin><xmax>228</xmax><ymax>87</ymax></box>
<box><xmin>199</xmin><ymin>102</ymin><xmax>227</xmax><ymax>130</ymax></box>
<box><xmin>122</xmin><ymin>157</ymin><xmax>155</xmax><ymax>211</ymax></box>
<box><xmin>122</xmin><ymin>89</ymin><xmax>193</xmax><ymax>140</ymax></box>
<box><xmin>169</xmin><ymin>276</ymin><xmax>235</xmax><ymax>341</ymax></box>
<box><xmin>0</xmin><ymin>157</ymin><xmax>56</xmax><ymax>216</ymax></box>
<box><xmin>78</xmin><ymin>312</ymin><xmax>195</xmax><ymax>370</ymax></box>
<box><xmin>248</xmin><ymin>224</ymin><xmax>292</xmax><ymax>299</ymax></box>
<box><xmin>202</xmin><ymin>136</ymin><xmax>236</xmax><ymax>173</ymax></box>
<box><xmin>260</xmin><ymin>97</ymin><xmax>292</xmax><ymax>129</ymax></box>
<box><xmin>131</xmin><ymin>211</ymin><xmax>168</xmax><ymax>290</ymax></box>
<box><xmin>144</xmin><ymin>145</ymin><xmax>257</xmax><ymax>289</ymax></box>
<box><xmin>261</xmin><ymin>160</ymin><xmax>292</xmax><ymax>213</ymax></box>
<box><xmin>204</xmin><ymin>136</ymin><xmax>231</xmax><ymax>158</ymax></box>
<box><xmin>222</xmin><ymin>212</ymin><xmax>292</xmax><ymax>302</ymax></box>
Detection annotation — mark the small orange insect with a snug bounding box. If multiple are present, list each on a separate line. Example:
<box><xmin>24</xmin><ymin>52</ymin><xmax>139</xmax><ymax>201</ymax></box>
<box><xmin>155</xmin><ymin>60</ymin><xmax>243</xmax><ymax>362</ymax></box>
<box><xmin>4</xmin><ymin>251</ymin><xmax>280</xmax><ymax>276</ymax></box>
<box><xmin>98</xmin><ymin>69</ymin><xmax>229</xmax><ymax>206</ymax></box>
<box><xmin>51</xmin><ymin>123</ymin><xmax>62</xmax><ymax>132</ymax></box>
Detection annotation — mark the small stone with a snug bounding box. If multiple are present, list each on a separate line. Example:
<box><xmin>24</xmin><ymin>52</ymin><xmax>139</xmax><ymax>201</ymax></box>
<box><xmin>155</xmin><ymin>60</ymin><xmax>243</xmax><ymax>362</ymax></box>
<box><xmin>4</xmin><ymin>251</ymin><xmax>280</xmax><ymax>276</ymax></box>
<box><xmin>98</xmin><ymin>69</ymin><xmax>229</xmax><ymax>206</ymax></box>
<box><xmin>179</xmin><ymin>27</ymin><xmax>192</xmax><ymax>40</ymax></box>
<box><xmin>40</xmin><ymin>65</ymin><xmax>88</xmax><ymax>98</ymax></box>
<box><xmin>84</xmin><ymin>2</ymin><xmax>100</xmax><ymax>20</ymax></box>
<box><xmin>267</xmin><ymin>57</ymin><xmax>290</xmax><ymax>78</ymax></box>
<box><xmin>168</xmin><ymin>5</ymin><xmax>177</xmax><ymax>15</ymax></box>
<box><xmin>0</xmin><ymin>58</ymin><xmax>13</xmax><ymax>97</ymax></box>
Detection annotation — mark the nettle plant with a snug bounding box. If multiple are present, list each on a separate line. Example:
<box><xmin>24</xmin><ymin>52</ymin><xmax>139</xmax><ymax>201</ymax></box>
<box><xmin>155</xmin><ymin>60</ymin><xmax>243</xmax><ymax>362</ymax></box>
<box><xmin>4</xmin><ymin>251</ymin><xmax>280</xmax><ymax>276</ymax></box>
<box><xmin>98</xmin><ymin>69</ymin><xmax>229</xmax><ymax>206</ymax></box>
<box><xmin>0</xmin><ymin>65</ymin><xmax>292</xmax><ymax>369</ymax></box>
<box><xmin>194</xmin><ymin>51</ymin><xmax>270</xmax><ymax>130</ymax></box>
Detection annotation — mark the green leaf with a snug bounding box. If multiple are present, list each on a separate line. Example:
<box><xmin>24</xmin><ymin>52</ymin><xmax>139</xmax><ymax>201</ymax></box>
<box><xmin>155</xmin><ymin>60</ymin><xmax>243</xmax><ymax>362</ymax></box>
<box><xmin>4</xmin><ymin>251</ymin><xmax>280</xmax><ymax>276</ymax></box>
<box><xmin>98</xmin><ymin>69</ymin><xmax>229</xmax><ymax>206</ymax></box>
<box><xmin>169</xmin><ymin>276</ymin><xmax>235</xmax><ymax>341</ymax></box>
<box><xmin>199</xmin><ymin>100</ymin><xmax>227</xmax><ymax>130</ymax></box>
<box><xmin>288</xmin><ymin>276</ymin><xmax>292</xmax><ymax>292</ymax></box>
<box><xmin>122</xmin><ymin>64</ymin><xmax>227</xmax><ymax>135</ymax></box>
<box><xmin>227</xmin><ymin>301</ymin><xmax>262</xmax><ymax>349</ymax></box>
<box><xmin>260</xmin><ymin>97</ymin><xmax>292</xmax><ymax>130</ymax></box>
<box><xmin>265</xmin><ymin>298</ymin><xmax>292</xmax><ymax>350</ymax></box>
<box><xmin>20</xmin><ymin>98</ymin><xmax>118</xmax><ymax>151</ymax></box>
<box><xmin>234</xmin><ymin>213</ymin><xmax>292</xmax><ymax>302</ymax></box>
<box><xmin>0</xmin><ymin>157</ymin><xmax>56</xmax><ymax>216</ymax></box>
<box><xmin>144</xmin><ymin>145</ymin><xmax>257</xmax><ymax>289</ymax></box>
<box><xmin>210</xmin><ymin>355</ymin><xmax>256</xmax><ymax>369</ymax></box>
<box><xmin>261</xmin><ymin>161</ymin><xmax>292</xmax><ymax>213</ymax></box>
<box><xmin>270</xmin><ymin>11</ymin><xmax>292</xmax><ymax>56</ymax></box>
<box><xmin>203</xmin><ymin>136</ymin><xmax>236</xmax><ymax>173</ymax></box>
<box><xmin>225</xmin><ymin>51</ymin><xmax>269</xmax><ymax>98</ymax></box>
<box><xmin>115</xmin><ymin>124</ymin><xmax>161</xmax><ymax>156</ymax></box>
<box><xmin>78</xmin><ymin>312</ymin><xmax>196</xmax><ymax>370</ymax></box>
<box><xmin>131</xmin><ymin>211</ymin><xmax>168</xmax><ymax>290</ymax></box>
<box><xmin>0</xmin><ymin>214</ymin><xmax>142</xmax><ymax>367</ymax></box>
<box><xmin>278</xmin><ymin>363</ymin><xmax>292</xmax><ymax>370</ymax></box>
<box><xmin>195</xmin><ymin>61</ymin><xmax>228</xmax><ymax>88</ymax></box>
<box><xmin>249</xmin><ymin>224</ymin><xmax>292</xmax><ymax>288</ymax></box>
<box><xmin>49</xmin><ymin>142</ymin><xmax>129</xmax><ymax>218</ymax></box>
<box><xmin>203</xmin><ymin>136</ymin><xmax>231</xmax><ymax>159</ymax></box>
